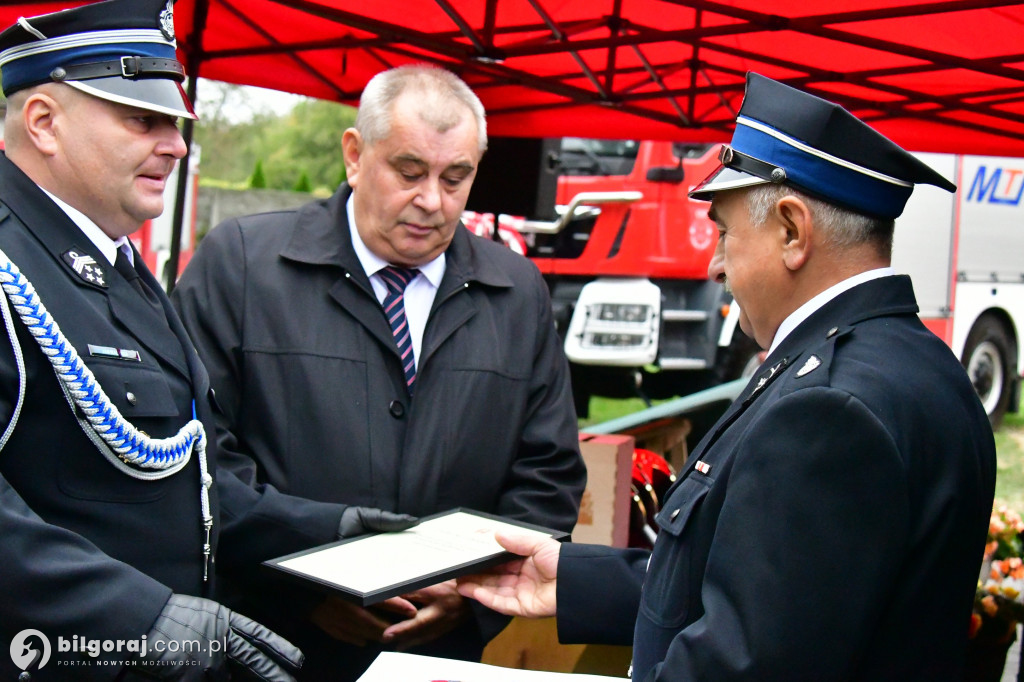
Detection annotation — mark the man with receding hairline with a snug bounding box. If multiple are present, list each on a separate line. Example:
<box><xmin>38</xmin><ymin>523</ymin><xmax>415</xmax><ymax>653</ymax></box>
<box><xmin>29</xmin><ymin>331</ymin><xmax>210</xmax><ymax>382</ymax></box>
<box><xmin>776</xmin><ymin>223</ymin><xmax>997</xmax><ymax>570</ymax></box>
<box><xmin>457</xmin><ymin>73</ymin><xmax>996</xmax><ymax>681</ymax></box>
<box><xmin>173</xmin><ymin>64</ymin><xmax>586</xmax><ymax>680</ymax></box>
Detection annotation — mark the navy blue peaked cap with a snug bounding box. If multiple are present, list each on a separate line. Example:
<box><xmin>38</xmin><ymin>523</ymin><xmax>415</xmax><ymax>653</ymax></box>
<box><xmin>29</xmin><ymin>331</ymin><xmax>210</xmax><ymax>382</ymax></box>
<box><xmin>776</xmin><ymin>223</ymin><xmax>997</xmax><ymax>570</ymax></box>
<box><xmin>0</xmin><ymin>0</ymin><xmax>196</xmax><ymax>119</ymax></box>
<box><xmin>690</xmin><ymin>72</ymin><xmax>955</xmax><ymax>219</ymax></box>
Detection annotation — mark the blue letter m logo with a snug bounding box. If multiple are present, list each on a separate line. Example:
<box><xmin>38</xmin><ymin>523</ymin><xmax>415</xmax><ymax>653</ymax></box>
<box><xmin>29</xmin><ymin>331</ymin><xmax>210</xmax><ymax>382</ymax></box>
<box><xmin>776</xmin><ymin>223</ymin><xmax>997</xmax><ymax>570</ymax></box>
<box><xmin>968</xmin><ymin>166</ymin><xmax>1024</xmax><ymax>205</ymax></box>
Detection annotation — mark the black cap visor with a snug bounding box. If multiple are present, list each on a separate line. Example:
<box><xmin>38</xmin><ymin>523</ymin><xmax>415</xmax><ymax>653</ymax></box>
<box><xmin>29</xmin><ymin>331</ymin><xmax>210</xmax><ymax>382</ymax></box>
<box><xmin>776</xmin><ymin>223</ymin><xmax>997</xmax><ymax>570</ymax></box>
<box><xmin>67</xmin><ymin>76</ymin><xmax>197</xmax><ymax>119</ymax></box>
<box><xmin>689</xmin><ymin>165</ymin><xmax>769</xmax><ymax>201</ymax></box>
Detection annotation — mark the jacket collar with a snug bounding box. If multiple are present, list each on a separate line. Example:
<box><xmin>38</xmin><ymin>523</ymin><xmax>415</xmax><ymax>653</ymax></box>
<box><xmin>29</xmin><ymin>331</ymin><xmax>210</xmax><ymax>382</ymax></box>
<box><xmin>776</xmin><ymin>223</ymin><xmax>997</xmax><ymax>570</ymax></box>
<box><xmin>764</xmin><ymin>274</ymin><xmax>919</xmax><ymax>369</ymax></box>
<box><xmin>733</xmin><ymin>274</ymin><xmax>918</xmax><ymax>409</ymax></box>
<box><xmin>0</xmin><ymin>154</ymin><xmax>111</xmax><ymax>285</ymax></box>
<box><xmin>676</xmin><ymin>274</ymin><xmax>920</xmax><ymax>486</ymax></box>
<box><xmin>280</xmin><ymin>183</ymin><xmax>515</xmax><ymax>291</ymax></box>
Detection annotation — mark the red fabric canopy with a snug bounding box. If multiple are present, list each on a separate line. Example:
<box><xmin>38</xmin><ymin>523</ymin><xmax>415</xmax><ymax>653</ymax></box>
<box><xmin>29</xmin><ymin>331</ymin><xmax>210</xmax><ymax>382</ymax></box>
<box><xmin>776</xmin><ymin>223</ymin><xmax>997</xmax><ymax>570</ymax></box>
<box><xmin>3</xmin><ymin>1</ymin><xmax>1024</xmax><ymax>155</ymax></box>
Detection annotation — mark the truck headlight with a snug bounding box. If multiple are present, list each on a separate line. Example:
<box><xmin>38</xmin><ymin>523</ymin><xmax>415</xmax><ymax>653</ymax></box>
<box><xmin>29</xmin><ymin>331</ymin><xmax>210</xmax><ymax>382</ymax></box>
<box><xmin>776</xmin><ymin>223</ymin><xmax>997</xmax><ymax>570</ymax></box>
<box><xmin>595</xmin><ymin>304</ymin><xmax>650</xmax><ymax>323</ymax></box>
<box><xmin>564</xmin><ymin>278</ymin><xmax>660</xmax><ymax>366</ymax></box>
<box><xmin>588</xmin><ymin>332</ymin><xmax>650</xmax><ymax>347</ymax></box>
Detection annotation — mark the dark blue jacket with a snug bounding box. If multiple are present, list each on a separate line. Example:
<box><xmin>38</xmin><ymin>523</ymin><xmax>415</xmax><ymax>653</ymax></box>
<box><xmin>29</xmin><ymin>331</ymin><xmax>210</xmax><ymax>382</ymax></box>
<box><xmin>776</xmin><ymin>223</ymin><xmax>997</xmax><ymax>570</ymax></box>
<box><xmin>0</xmin><ymin>154</ymin><xmax>346</xmax><ymax>681</ymax></box>
<box><xmin>558</xmin><ymin>275</ymin><xmax>996</xmax><ymax>681</ymax></box>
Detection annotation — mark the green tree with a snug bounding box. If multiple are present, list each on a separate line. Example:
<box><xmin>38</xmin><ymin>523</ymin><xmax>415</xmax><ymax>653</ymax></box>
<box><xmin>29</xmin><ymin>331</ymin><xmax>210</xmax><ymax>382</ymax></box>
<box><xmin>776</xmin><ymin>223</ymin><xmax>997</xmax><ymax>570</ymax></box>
<box><xmin>261</xmin><ymin>98</ymin><xmax>355</xmax><ymax>192</ymax></box>
<box><xmin>249</xmin><ymin>160</ymin><xmax>267</xmax><ymax>188</ymax></box>
<box><xmin>293</xmin><ymin>170</ymin><xmax>312</xmax><ymax>193</ymax></box>
<box><xmin>191</xmin><ymin>81</ymin><xmax>357</xmax><ymax>193</ymax></box>
<box><xmin>192</xmin><ymin>81</ymin><xmax>283</xmax><ymax>185</ymax></box>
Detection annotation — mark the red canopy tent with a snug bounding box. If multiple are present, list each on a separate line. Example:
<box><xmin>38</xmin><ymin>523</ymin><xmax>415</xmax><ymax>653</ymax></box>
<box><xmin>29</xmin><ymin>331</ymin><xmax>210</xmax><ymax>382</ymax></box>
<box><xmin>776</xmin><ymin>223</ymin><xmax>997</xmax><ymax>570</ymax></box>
<box><xmin>179</xmin><ymin>0</ymin><xmax>1024</xmax><ymax>155</ymax></box>
<box><xmin>3</xmin><ymin>0</ymin><xmax>1024</xmax><ymax>152</ymax></box>
<box><xmin>2</xmin><ymin>0</ymin><xmax>1024</xmax><ymax>282</ymax></box>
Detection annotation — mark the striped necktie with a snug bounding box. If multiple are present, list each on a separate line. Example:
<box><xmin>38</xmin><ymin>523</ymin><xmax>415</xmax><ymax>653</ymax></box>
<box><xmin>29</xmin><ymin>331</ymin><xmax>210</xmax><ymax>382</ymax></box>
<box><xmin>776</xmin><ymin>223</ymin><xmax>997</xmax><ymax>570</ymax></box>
<box><xmin>380</xmin><ymin>266</ymin><xmax>419</xmax><ymax>393</ymax></box>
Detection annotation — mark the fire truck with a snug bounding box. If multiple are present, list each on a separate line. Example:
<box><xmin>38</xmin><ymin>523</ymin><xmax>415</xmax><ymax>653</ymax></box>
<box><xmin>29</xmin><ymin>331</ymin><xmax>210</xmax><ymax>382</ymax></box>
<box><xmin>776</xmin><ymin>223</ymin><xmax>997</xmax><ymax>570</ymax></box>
<box><xmin>465</xmin><ymin>139</ymin><xmax>1024</xmax><ymax>425</ymax></box>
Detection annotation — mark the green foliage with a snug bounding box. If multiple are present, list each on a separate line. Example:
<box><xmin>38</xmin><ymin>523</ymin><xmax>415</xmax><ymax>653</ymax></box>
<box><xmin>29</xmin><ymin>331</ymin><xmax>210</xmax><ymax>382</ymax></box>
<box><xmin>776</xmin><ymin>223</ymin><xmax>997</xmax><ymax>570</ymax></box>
<box><xmin>249</xmin><ymin>160</ymin><xmax>267</xmax><ymax>188</ymax></box>
<box><xmin>578</xmin><ymin>396</ymin><xmax>672</xmax><ymax>429</ymax></box>
<box><xmin>192</xmin><ymin>81</ymin><xmax>355</xmax><ymax>193</ymax></box>
<box><xmin>293</xmin><ymin>170</ymin><xmax>313</xmax><ymax>193</ymax></box>
<box><xmin>198</xmin><ymin>177</ymin><xmax>250</xmax><ymax>190</ymax></box>
<box><xmin>259</xmin><ymin>98</ymin><xmax>354</xmax><ymax>192</ymax></box>
<box><xmin>995</xmin><ymin>402</ymin><xmax>1024</xmax><ymax>512</ymax></box>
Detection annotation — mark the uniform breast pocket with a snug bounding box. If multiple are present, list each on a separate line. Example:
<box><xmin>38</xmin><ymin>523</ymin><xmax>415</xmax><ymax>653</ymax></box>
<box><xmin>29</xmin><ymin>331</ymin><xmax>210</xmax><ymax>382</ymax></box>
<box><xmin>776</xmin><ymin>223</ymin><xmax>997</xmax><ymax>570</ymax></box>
<box><xmin>86</xmin><ymin>360</ymin><xmax>180</xmax><ymax>418</ymax></box>
<box><xmin>57</xmin><ymin>361</ymin><xmax>182</xmax><ymax>503</ymax></box>
<box><xmin>639</xmin><ymin>474</ymin><xmax>714</xmax><ymax>628</ymax></box>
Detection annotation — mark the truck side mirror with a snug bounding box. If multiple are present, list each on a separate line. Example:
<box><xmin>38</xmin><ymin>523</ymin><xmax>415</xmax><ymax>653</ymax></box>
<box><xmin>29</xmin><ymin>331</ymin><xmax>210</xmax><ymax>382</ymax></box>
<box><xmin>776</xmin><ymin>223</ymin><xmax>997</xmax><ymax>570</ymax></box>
<box><xmin>646</xmin><ymin>165</ymin><xmax>684</xmax><ymax>183</ymax></box>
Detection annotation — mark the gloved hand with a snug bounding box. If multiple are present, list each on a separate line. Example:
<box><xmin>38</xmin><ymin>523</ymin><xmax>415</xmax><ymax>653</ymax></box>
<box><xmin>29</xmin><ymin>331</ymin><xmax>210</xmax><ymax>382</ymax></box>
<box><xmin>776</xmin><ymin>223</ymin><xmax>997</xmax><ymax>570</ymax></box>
<box><xmin>126</xmin><ymin>594</ymin><xmax>303</xmax><ymax>681</ymax></box>
<box><xmin>338</xmin><ymin>506</ymin><xmax>419</xmax><ymax>538</ymax></box>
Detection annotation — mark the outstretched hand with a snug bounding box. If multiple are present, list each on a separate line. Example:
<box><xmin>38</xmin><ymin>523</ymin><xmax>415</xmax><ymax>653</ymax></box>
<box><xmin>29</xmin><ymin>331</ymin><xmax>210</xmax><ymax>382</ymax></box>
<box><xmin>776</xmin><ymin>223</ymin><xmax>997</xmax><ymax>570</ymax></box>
<box><xmin>456</xmin><ymin>531</ymin><xmax>561</xmax><ymax>618</ymax></box>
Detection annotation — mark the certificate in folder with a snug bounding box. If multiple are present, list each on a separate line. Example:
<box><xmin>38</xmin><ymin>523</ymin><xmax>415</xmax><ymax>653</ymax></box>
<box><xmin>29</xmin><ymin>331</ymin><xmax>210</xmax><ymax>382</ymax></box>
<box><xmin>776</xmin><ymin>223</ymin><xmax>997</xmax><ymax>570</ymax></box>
<box><xmin>263</xmin><ymin>508</ymin><xmax>569</xmax><ymax>606</ymax></box>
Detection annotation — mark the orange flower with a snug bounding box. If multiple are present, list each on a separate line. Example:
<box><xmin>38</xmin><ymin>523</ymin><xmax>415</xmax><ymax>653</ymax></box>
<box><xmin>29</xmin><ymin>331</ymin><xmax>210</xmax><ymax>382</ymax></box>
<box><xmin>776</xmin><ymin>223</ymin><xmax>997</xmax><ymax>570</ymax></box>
<box><xmin>982</xmin><ymin>595</ymin><xmax>999</xmax><ymax>617</ymax></box>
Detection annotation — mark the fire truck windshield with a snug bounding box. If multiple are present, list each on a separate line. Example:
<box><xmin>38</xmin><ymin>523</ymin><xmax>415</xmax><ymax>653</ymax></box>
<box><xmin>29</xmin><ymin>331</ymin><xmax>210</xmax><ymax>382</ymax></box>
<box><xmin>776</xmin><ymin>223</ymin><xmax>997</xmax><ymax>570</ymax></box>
<box><xmin>559</xmin><ymin>138</ymin><xmax>640</xmax><ymax>176</ymax></box>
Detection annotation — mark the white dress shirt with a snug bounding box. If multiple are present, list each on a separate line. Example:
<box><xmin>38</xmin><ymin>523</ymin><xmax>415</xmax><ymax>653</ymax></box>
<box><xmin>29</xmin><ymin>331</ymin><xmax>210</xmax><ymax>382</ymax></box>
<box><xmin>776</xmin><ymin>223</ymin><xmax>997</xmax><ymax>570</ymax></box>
<box><xmin>767</xmin><ymin>266</ymin><xmax>895</xmax><ymax>355</ymax></box>
<box><xmin>42</xmin><ymin>188</ymin><xmax>135</xmax><ymax>266</ymax></box>
<box><xmin>347</xmin><ymin>195</ymin><xmax>444</xmax><ymax>369</ymax></box>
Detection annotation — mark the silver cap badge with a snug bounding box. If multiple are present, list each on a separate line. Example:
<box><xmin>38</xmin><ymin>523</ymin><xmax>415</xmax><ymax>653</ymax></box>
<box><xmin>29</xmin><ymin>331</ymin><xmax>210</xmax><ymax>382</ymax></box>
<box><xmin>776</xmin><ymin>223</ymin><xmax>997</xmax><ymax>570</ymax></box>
<box><xmin>159</xmin><ymin>1</ymin><xmax>175</xmax><ymax>42</ymax></box>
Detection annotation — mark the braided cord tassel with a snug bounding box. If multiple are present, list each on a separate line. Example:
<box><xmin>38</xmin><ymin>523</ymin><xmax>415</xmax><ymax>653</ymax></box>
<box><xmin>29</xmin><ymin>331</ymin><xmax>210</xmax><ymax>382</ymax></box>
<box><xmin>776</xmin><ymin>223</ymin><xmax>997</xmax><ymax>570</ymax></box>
<box><xmin>0</xmin><ymin>249</ymin><xmax>214</xmax><ymax>580</ymax></box>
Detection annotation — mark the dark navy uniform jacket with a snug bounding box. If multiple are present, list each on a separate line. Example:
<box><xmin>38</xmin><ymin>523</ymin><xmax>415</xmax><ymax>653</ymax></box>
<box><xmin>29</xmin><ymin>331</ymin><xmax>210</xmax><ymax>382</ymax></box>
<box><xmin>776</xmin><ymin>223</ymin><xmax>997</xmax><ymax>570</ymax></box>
<box><xmin>0</xmin><ymin>154</ymin><xmax>346</xmax><ymax>681</ymax></box>
<box><xmin>557</xmin><ymin>275</ymin><xmax>996</xmax><ymax>681</ymax></box>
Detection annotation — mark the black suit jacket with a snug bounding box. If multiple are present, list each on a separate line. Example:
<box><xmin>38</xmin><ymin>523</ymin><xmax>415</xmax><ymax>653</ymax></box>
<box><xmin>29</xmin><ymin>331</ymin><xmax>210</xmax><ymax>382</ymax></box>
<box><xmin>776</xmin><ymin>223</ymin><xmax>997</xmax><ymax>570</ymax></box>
<box><xmin>0</xmin><ymin>154</ymin><xmax>345</xmax><ymax>680</ymax></box>
<box><xmin>558</xmin><ymin>275</ymin><xmax>996</xmax><ymax>681</ymax></box>
<box><xmin>172</xmin><ymin>183</ymin><xmax>586</xmax><ymax>679</ymax></box>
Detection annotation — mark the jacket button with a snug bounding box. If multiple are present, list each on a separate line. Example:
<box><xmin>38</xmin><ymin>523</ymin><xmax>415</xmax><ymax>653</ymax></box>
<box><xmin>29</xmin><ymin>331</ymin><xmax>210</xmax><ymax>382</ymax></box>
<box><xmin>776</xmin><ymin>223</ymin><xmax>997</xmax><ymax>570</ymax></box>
<box><xmin>389</xmin><ymin>400</ymin><xmax>405</xmax><ymax>418</ymax></box>
<box><xmin>670</xmin><ymin>508</ymin><xmax>681</xmax><ymax>521</ymax></box>
<box><xmin>126</xmin><ymin>391</ymin><xmax>137</xmax><ymax>405</ymax></box>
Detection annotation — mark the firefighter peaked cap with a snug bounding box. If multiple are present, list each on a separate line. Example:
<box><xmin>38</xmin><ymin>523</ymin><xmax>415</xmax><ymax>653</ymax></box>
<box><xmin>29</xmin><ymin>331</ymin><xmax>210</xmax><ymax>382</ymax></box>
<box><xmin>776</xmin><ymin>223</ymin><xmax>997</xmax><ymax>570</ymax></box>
<box><xmin>0</xmin><ymin>0</ymin><xmax>196</xmax><ymax>120</ymax></box>
<box><xmin>690</xmin><ymin>72</ymin><xmax>955</xmax><ymax>219</ymax></box>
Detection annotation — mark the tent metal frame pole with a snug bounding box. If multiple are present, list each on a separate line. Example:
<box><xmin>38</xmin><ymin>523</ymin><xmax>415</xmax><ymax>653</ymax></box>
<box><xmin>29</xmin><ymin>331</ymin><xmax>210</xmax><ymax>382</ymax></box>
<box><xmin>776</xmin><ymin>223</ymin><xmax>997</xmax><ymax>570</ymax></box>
<box><xmin>165</xmin><ymin>0</ymin><xmax>208</xmax><ymax>293</ymax></box>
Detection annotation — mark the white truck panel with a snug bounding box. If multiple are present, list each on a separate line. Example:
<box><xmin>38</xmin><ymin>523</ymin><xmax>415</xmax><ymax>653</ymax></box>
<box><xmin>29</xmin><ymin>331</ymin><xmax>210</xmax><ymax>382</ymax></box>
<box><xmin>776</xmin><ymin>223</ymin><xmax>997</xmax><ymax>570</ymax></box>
<box><xmin>891</xmin><ymin>152</ymin><xmax>958</xmax><ymax>319</ymax></box>
<box><xmin>954</xmin><ymin>156</ymin><xmax>1024</xmax><ymax>379</ymax></box>
<box><xmin>858</xmin><ymin>152</ymin><xmax>1024</xmax><ymax>386</ymax></box>
<box><xmin>950</xmin><ymin>282</ymin><xmax>1024</xmax><ymax>368</ymax></box>
<box><xmin>957</xmin><ymin>156</ymin><xmax>1024</xmax><ymax>282</ymax></box>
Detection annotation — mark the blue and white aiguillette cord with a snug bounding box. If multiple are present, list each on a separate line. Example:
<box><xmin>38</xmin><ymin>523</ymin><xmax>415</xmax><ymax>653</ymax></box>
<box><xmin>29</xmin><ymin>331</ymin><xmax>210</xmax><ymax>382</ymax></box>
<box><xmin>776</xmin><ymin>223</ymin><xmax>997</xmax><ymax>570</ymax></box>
<box><xmin>0</xmin><ymin>247</ymin><xmax>214</xmax><ymax>581</ymax></box>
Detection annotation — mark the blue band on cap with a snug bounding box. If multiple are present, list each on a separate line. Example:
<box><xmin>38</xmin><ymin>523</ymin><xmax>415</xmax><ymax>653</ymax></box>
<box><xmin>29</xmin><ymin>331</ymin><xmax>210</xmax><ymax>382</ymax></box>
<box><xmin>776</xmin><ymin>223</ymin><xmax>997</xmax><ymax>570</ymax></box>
<box><xmin>1</xmin><ymin>40</ymin><xmax>175</xmax><ymax>95</ymax></box>
<box><xmin>732</xmin><ymin>121</ymin><xmax>913</xmax><ymax>219</ymax></box>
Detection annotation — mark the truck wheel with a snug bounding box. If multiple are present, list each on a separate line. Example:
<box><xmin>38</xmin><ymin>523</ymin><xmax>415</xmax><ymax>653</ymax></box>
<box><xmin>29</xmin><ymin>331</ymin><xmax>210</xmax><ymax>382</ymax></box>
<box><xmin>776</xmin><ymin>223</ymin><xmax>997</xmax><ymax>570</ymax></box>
<box><xmin>962</xmin><ymin>315</ymin><xmax>1014</xmax><ymax>427</ymax></box>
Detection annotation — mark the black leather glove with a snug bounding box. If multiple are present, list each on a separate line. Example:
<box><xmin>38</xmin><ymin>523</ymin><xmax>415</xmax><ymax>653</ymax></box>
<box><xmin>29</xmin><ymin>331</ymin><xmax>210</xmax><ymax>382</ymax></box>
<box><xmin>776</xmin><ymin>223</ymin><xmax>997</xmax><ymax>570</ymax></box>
<box><xmin>337</xmin><ymin>506</ymin><xmax>419</xmax><ymax>538</ymax></box>
<box><xmin>126</xmin><ymin>594</ymin><xmax>303</xmax><ymax>681</ymax></box>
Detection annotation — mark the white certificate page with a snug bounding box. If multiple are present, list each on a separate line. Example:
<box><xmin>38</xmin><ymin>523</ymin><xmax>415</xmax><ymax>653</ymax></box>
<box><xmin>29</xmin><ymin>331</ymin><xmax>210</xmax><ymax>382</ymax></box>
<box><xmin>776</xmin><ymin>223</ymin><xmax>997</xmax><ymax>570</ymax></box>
<box><xmin>357</xmin><ymin>652</ymin><xmax>629</xmax><ymax>681</ymax></box>
<box><xmin>275</xmin><ymin>510</ymin><xmax>554</xmax><ymax>596</ymax></box>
